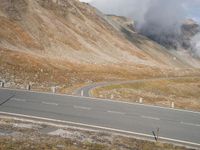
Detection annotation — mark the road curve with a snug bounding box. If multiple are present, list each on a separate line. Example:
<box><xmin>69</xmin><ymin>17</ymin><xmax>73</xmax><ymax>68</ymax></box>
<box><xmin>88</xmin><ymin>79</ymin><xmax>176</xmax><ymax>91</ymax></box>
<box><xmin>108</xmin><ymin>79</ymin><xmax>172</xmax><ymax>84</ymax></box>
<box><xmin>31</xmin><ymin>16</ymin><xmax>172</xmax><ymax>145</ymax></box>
<box><xmin>0</xmin><ymin>88</ymin><xmax>200</xmax><ymax>148</ymax></box>
<box><xmin>73</xmin><ymin>77</ymin><xmax>198</xmax><ymax>97</ymax></box>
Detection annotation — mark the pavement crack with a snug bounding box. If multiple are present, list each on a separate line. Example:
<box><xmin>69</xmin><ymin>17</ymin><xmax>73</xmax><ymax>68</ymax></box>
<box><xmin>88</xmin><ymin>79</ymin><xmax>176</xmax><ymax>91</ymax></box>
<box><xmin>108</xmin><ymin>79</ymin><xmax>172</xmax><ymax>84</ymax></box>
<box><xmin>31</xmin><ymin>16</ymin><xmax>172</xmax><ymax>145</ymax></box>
<box><xmin>0</xmin><ymin>93</ymin><xmax>16</xmax><ymax>106</ymax></box>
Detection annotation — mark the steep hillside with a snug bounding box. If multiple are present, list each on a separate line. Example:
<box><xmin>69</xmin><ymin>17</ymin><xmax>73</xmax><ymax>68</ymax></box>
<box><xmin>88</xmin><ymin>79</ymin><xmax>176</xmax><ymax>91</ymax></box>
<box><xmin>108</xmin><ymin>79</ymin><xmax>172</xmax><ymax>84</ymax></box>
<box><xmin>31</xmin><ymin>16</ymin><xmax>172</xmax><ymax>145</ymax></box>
<box><xmin>0</xmin><ymin>0</ymin><xmax>200</xmax><ymax>90</ymax></box>
<box><xmin>0</xmin><ymin>0</ymin><xmax>191</xmax><ymax>66</ymax></box>
<box><xmin>0</xmin><ymin>0</ymin><xmax>153</xmax><ymax>64</ymax></box>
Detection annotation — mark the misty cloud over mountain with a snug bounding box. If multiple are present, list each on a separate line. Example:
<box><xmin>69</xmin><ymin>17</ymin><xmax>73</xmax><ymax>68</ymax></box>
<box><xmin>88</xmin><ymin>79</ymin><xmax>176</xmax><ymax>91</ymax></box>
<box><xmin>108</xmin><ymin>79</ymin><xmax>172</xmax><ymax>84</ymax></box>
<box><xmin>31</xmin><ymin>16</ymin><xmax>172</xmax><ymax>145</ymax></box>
<box><xmin>191</xmin><ymin>33</ymin><xmax>200</xmax><ymax>57</ymax></box>
<box><xmin>89</xmin><ymin>0</ymin><xmax>200</xmax><ymax>56</ymax></box>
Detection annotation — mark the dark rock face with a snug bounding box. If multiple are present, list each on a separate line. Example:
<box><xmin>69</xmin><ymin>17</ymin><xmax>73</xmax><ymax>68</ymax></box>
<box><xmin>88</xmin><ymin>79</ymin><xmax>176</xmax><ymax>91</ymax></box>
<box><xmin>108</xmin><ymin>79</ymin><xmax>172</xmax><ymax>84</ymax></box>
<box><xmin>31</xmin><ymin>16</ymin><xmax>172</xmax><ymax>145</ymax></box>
<box><xmin>139</xmin><ymin>19</ymin><xmax>200</xmax><ymax>51</ymax></box>
<box><xmin>181</xmin><ymin>20</ymin><xmax>200</xmax><ymax>50</ymax></box>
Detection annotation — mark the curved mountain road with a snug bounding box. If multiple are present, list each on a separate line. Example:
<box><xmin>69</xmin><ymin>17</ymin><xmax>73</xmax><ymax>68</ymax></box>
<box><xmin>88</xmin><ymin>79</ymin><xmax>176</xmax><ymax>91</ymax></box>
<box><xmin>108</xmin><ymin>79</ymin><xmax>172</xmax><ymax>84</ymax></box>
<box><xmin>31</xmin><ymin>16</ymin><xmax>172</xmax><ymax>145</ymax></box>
<box><xmin>73</xmin><ymin>76</ymin><xmax>196</xmax><ymax>97</ymax></box>
<box><xmin>0</xmin><ymin>77</ymin><xmax>200</xmax><ymax>148</ymax></box>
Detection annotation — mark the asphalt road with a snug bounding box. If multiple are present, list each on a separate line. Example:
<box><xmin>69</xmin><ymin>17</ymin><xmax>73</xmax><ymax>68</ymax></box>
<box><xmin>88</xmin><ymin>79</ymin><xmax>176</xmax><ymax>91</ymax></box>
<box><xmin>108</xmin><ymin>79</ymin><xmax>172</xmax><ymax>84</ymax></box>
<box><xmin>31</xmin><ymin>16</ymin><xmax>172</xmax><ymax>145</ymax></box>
<box><xmin>0</xmin><ymin>88</ymin><xmax>200</xmax><ymax>147</ymax></box>
<box><xmin>74</xmin><ymin>82</ymin><xmax>109</xmax><ymax>97</ymax></box>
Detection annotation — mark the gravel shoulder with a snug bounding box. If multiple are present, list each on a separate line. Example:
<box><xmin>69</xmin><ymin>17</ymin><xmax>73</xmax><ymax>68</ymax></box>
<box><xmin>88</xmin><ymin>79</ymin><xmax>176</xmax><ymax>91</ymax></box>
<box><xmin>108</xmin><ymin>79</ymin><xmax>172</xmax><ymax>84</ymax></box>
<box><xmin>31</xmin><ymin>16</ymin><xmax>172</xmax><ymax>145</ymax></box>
<box><xmin>0</xmin><ymin>116</ymin><xmax>193</xmax><ymax>150</ymax></box>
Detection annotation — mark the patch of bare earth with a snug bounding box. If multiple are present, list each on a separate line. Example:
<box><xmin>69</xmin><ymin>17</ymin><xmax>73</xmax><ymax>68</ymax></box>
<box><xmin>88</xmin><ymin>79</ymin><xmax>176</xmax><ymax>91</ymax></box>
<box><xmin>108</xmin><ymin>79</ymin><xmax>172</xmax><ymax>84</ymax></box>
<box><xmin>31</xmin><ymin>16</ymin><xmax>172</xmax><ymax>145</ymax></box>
<box><xmin>0</xmin><ymin>116</ymin><xmax>191</xmax><ymax>150</ymax></box>
<box><xmin>92</xmin><ymin>77</ymin><xmax>200</xmax><ymax>111</ymax></box>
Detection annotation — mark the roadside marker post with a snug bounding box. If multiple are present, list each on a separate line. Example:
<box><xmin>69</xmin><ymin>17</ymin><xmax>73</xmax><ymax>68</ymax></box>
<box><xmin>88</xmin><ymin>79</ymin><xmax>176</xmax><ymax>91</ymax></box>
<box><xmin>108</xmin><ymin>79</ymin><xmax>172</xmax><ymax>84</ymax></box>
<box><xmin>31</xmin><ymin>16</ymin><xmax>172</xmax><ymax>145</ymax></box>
<box><xmin>111</xmin><ymin>94</ymin><xmax>114</xmax><ymax>99</ymax></box>
<box><xmin>139</xmin><ymin>97</ymin><xmax>143</xmax><ymax>103</ymax></box>
<box><xmin>81</xmin><ymin>90</ymin><xmax>84</xmax><ymax>96</ymax></box>
<box><xmin>0</xmin><ymin>82</ymin><xmax>4</xmax><ymax>88</ymax></box>
<box><xmin>52</xmin><ymin>87</ymin><xmax>56</xmax><ymax>94</ymax></box>
<box><xmin>26</xmin><ymin>85</ymin><xmax>31</xmax><ymax>91</ymax></box>
<box><xmin>171</xmin><ymin>102</ymin><xmax>175</xmax><ymax>108</ymax></box>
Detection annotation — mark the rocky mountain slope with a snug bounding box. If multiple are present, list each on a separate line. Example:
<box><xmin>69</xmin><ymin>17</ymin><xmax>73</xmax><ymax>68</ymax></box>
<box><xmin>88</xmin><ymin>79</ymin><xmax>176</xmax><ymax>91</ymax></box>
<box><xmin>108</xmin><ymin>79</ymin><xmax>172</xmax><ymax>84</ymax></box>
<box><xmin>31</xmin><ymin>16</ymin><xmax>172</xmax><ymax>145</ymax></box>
<box><xmin>0</xmin><ymin>0</ymin><xmax>151</xmax><ymax>64</ymax></box>
<box><xmin>0</xmin><ymin>0</ymin><xmax>200</xmax><ymax>89</ymax></box>
<box><xmin>0</xmin><ymin>0</ymin><xmax>191</xmax><ymax>66</ymax></box>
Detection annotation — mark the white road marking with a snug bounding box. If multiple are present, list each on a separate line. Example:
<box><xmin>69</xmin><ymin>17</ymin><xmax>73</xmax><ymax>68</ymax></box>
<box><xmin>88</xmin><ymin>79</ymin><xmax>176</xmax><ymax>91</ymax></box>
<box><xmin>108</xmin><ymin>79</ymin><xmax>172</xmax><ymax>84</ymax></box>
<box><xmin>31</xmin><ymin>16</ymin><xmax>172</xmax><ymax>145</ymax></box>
<box><xmin>0</xmin><ymin>111</ymin><xmax>200</xmax><ymax>147</ymax></box>
<box><xmin>73</xmin><ymin>105</ymin><xmax>91</xmax><ymax>110</ymax></box>
<box><xmin>180</xmin><ymin>122</ymin><xmax>200</xmax><ymax>127</ymax></box>
<box><xmin>107</xmin><ymin>110</ymin><xmax>125</xmax><ymax>115</ymax></box>
<box><xmin>12</xmin><ymin>98</ymin><xmax>26</xmax><ymax>102</ymax></box>
<box><xmin>42</xmin><ymin>101</ymin><xmax>58</xmax><ymax>106</ymax></box>
<box><xmin>141</xmin><ymin>115</ymin><xmax>160</xmax><ymax>120</ymax></box>
<box><xmin>1</xmin><ymin>87</ymin><xmax>200</xmax><ymax>115</ymax></box>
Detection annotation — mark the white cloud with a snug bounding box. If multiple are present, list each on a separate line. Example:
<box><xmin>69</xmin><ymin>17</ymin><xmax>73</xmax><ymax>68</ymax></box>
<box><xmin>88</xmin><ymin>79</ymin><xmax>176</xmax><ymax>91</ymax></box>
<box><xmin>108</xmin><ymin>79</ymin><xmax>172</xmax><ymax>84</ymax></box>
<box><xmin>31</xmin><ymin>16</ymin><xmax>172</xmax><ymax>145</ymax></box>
<box><xmin>191</xmin><ymin>33</ymin><xmax>200</xmax><ymax>57</ymax></box>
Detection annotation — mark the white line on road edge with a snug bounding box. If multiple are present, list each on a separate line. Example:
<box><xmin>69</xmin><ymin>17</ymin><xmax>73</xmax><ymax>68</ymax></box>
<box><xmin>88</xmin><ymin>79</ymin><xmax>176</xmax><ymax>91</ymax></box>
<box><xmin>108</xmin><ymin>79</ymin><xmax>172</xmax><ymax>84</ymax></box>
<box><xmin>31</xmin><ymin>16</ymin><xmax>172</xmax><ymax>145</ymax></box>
<box><xmin>1</xmin><ymin>87</ymin><xmax>200</xmax><ymax>115</ymax></box>
<box><xmin>0</xmin><ymin>111</ymin><xmax>200</xmax><ymax>147</ymax></box>
<box><xmin>73</xmin><ymin>105</ymin><xmax>91</xmax><ymax>110</ymax></box>
<box><xmin>141</xmin><ymin>115</ymin><xmax>160</xmax><ymax>121</ymax></box>
<box><xmin>11</xmin><ymin>98</ymin><xmax>27</xmax><ymax>102</ymax></box>
<box><xmin>107</xmin><ymin>110</ymin><xmax>125</xmax><ymax>115</ymax></box>
<box><xmin>180</xmin><ymin>122</ymin><xmax>200</xmax><ymax>127</ymax></box>
<box><xmin>42</xmin><ymin>102</ymin><xmax>58</xmax><ymax>106</ymax></box>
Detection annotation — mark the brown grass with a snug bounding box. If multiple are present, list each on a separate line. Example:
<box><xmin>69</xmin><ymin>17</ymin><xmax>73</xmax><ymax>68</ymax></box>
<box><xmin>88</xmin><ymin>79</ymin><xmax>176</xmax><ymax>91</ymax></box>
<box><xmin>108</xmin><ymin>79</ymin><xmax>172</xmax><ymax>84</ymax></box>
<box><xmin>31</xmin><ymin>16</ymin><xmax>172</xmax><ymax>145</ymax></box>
<box><xmin>1</xmin><ymin>47</ymin><xmax>200</xmax><ymax>96</ymax></box>
<box><xmin>92</xmin><ymin>77</ymin><xmax>200</xmax><ymax>111</ymax></box>
<box><xmin>0</xmin><ymin>48</ymin><xmax>176</xmax><ymax>92</ymax></box>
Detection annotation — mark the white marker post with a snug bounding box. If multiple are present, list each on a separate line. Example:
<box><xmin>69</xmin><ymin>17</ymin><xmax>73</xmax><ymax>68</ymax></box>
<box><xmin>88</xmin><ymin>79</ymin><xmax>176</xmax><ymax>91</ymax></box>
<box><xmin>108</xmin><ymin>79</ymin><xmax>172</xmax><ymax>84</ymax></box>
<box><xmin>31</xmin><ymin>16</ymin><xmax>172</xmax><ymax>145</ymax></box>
<box><xmin>81</xmin><ymin>90</ymin><xmax>84</xmax><ymax>96</ymax></box>
<box><xmin>0</xmin><ymin>82</ymin><xmax>4</xmax><ymax>88</ymax></box>
<box><xmin>26</xmin><ymin>84</ymin><xmax>31</xmax><ymax>91</ymax></box>
<box><xmin>111</xmin><ymin>94</ymin><xmax>114</xmax><ymax>99</ymax></box>
<box><xmin>139</xmin><ymin>97</ymin><xmax>143</xmax><ymax>104</ymax></box>
<box><xmin>171</xmin><ymin>102</ymin><xmax>175</xmax><ymax>108</ymax></box>
<box><xmin>52</xmin><ymin>86</ymin><xmax>56</xmax><ymax>94</ymax></box>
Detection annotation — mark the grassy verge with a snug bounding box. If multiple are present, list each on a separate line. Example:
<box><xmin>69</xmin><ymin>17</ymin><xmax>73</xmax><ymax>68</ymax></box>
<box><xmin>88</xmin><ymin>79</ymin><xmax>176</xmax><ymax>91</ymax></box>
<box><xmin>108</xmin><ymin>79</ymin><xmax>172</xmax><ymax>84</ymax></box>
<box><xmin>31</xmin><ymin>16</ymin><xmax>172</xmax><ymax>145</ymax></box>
<box><xmin>92</xmin><ymin>77</ymin><xmax>200</xmax><ymax>111</ymax></box>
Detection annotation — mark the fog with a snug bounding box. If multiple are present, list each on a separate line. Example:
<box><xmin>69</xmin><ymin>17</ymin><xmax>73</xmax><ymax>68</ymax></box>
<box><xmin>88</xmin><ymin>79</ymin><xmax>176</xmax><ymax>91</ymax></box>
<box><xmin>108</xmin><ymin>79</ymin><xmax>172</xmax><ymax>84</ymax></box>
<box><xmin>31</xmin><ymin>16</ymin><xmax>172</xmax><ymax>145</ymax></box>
<box><xmin>191</xmin><ymin>33</ymin><xmax>200</xmax><ymax>57</ymax></box>
<box><xmin>87</xmin><ymin>0</ymin><xmax>200</xmax><ymax>53</ymax></box>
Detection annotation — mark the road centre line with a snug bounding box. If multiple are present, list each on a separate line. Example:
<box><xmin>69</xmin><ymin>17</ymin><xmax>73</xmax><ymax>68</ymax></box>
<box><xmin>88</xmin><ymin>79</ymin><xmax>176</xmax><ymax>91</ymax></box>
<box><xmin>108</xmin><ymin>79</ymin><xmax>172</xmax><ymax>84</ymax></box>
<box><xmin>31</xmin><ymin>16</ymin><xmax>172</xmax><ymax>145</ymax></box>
<box><xmin>141</xmin><ymin>115</ymin><xmax>160</xmax><ymax>120</ymax></box>
<box><xmin>1</xmin><ymin>87</ymin><xmax>200</xmax><ymax>115</ymax></box>
<box><xmin>180</xmin><ymin>122</ymin><xmax>200</xmax><ymax>127</ymax></box>
<box><xmin>73</xmin><ymin>105</ymin><xmax>91</xmax><ymax>110</ymax></box>
<box><xmin>12</xmin><ymin>98</ymin><xmax>27</xmax><ymax>102</ymax></box>
<box><xmin>107</xmin><ymin>110</ymin><xmax>125</xmax><ymax>115</ymax></box>
<box><xmin>42</xmin><ymin>101</ymin><xmax>58</xmax><ymax>106</ymax></box>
